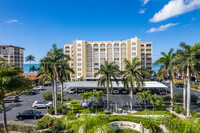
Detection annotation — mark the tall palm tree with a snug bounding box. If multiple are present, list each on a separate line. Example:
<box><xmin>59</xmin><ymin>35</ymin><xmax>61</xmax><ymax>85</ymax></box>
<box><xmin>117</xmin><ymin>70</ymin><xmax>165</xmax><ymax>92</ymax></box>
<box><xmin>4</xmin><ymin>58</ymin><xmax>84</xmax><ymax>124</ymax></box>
<box><xmin>25</xmin><ymin>55</ymin><xmax>35</xmax><ymax>73</ymax></box>
<box><xmin>150</xmin><ymin>94</ymin><xmax>161</xmax><ymax>117</ymax></box>
<box><xmin>57</xmin><ymin>58</ymin><xmax>74</xmax><ymax>104</ymax></box>
<box><xmin>92</xmin><ymin>90</ymin><xmax>105</xmax><ymax>114</ymax></box>
<box><xmin>122</xmin><ymin>58</ymin><xmax>150</xmax><ymax>111</ymax></box>
<box><xmin>94</xmin><ymin>61</ymin><xmax>121</xmax><ymax>110</ymax></box>
<box><xmin>36</xmin><ymin>67</ymin><xmax>51</xmax><ymax>85</ymax></box>
<box><xmin>0</xmin><ymin>62</ymin><xmax>32</xmax><ymax>133</ymax></box>
<box><xmin>79</xmin><ymin>92</ymin><xmax>93</xmax><ymax>114</ymax></box>
<box><xmin>179</xmin><ymin>42</ymin><xmax>200</xmax><ymax>117</ymax></box>
<box><xmin>154</xmin><ymin>48</ymin><xmax>175</xmax><ymax>107</ymax></box>
<box><xmin>44</xmin><ymin>44</ymin><xmax>65</xmax><ymax>115</ymax></box>
<box><xmin>136</xmin><ymin>90</ymin><xmax>151</xmax><ymax>117</ymax></box>
<box><xmin>29</xmin><ymin>65</ymin><xmax>38</xmax><ymax>73</ymax></box>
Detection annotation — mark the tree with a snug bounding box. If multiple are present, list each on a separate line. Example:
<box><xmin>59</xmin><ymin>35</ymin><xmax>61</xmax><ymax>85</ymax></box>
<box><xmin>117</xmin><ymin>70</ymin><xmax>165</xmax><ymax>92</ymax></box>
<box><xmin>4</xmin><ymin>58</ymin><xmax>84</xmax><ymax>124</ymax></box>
<box><xmin>0</xmin><ymin>62</ymin><xmax>32</xmax><ymax>133</ymax></box>
<box><xmin>122</xmin><ymin>58</ymin><xmax>150</xmax><ymax>111</ymax></box>
<box><xmin>136</xmin><ymin>91</ymin><xmax>151</xmax><ymax>117</ymax></box>
<box><xmin>25</xmin><ymin>55</ymin><xmax>35</xmax><ymax>73</ymax></box>
<box><xmin>29</xmin><ymin>65</ymin><xmax>38</xmax><ymax>73</ymax></box>
<box><xmin>94</xmin><ymin>61</ymin><xmax>121</xmax><ymax>110</ymax></box>
<box><xmin>154</xmin><ymin>48</ymin><xmax>175</xmax><ymax>107</ymax></box>
<box><xmin>57</xmin><ymin>58</ymin><xmax>74</xmax><ymax>104</ymax></box>
<box><xmin>79</xmin><ymin>92</ymin><xmax>93</xmax><ymax>114</ymax></box>
<box><xmin>37</xmin><ymin>67</ymin><xmax>51</xmax><ymax>85</ymax></box>
<box><xmin>150</xmin><ymin>94</ymin><xmax>161</xmax><ymax>117</ymax></box>
<box><xmin>179</xmin><ymin>42</ymin><xmax>200</xmax><ymax>117</ymax></box>
<box><xmin>92</xmin><ymin>90</ymin><xmax>105</xmax><ymax>114</ymax></box>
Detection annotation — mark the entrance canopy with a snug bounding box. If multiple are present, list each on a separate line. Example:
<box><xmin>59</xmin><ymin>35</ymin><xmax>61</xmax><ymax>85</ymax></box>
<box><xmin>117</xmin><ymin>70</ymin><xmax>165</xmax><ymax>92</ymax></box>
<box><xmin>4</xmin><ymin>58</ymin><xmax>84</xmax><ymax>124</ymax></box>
<box><xmin>62</xmin><ymin>81</ymin><xmax>168</xmax><ymax>89</ymax></box>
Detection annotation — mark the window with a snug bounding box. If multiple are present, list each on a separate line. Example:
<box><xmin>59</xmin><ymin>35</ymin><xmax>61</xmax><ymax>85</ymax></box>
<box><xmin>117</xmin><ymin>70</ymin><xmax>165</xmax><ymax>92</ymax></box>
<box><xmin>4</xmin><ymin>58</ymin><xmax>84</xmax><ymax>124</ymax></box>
<box><xmin>78</xmin><ymin>68</ymin><xmax>81</xmax><ymax>71</ymax></box>
<box><xmin>141</xmin><ymin>58</ymin><xmax>145</xmax><ymax>60</ymax></box>
<box><xmin>10</xmin><ymin>56</ymin><xmax>13</xmax><ymax>58</ymax></box>
<box><xmin>147</xmin><ymin>58</ymin><xmax>152</xmax><ymax>60</ymax></box>
<box><xmin>10</xmin><ymin>51</ymin><xmax>14</xmax><ymax>54</ymax></box>
<box><xmin>147</xmin><ymin>67</ymin><xmax>152</xmax><ymax>70</ymax></box>
<box><xmin>132</xmin><ymin>42</ymin><xmax>136</xmax><ymax>46</ymax></box>
<box><xmin>94</xmin><ymin>68</ymin><xmax>99</xmax><ymax>70</ymax></box>
<box><xmin>3</xmin><ymin>47</ymin><xmax>8</xmax><ymax>50</ymax></box>
<box><xmin>78</xmin><ymin>73</ymin><xmax>81</xmax><ymax>76</ymax></box>
<box><xmin>94</xmin><ymin>63</ymin><xmax>99</xmax><ymax>65</ymax></box>
<box><xmin>114</xmin><ymin>58</ymin><xmax>119</xmax><ymax>61</ymax></box>
<box><xmin>3</xmin><ymin>56</ymin><xmax>8</xmax><ymax>58</ymax></box>
<box><xmin>77</xmin><ymin>44</ymin><xmax>81</xmax><ymax>47</ymax></box>
<box><xmin>77</xmin><ymin>53</ymin><xmax>81</xmax><ymax>56</ymax></box>
<box><xmin>146</xmin><ymin>49</ymin><xmax>151</xmax><ymax>51</ymax></box>
<box><xmin>146</xmin><ymin>44</ymin><xmax>151</xmax><ymax>47</ymax></box>
<box><xmin>101</xmin><ymin>49</ymin><xmax>105</xmax><ymax>51</ymax></box>
<box><xmin>77</xmin><ymin>58</ymin><xmax>81</xmax><ymax>61</ymax></box>
<box><xmin>141</xmin><ymin>49</ymin><xmax>144</xmax><ymax>51</ymax></box>
<box><xmin>94</xmin><ymin>49</ymin><xmax>98</xmax><ymax>51</ymax></box>
<box><xmin>146</xmin><ymin>54</ymin><xmax>151</xmax><ymax>56</ymax></box>
<box><xmin>78</xmin><ymin>63</ymin><xmax>81</xmax><ymax>66</ymax></box>
<box><xmin>3</xmin><ymin>51</ymin><xmax>8</xmax><ymax>54</ymax></box>
<box><xmin>141</xmin><ymin>44</ymin><xmax>144</xmax><ymax>47</ymax></box>
<box><xmin>77</xmin><ymin>48</ymin><xmax>81</xmax><ymax>51</ymax></box>
<box><xmin>10</xmin><ymin>48</ymin><xmax>14</xmax><ymax>50</ymax></box>
<box><xmin>114</xmin><ymin>43</ymin><xmax>119</xmax><ymax>47</ymax></box>
<box><xmin>132</xmin><ymin>47</ymin><xmax>136</xmax><ymax>50</ymax></box>
<box><xmin>146</xmin><ymin>63</ymin><xmax>151</xmax><ymax>65</ymax></box>
<box><xmin>132</xmin><ymin>52</ymin><xmax>136</xmax><ymax>56</ymax></box>
<box><xmin>65</xmin><ymin>50</ymin><xmax>70</xmax><ymax>53</ymax></box>
<box><xmin>65</xmin><ymin>46</ymin><xmax>70</xmax><ymax>49</ymax></box>
<box><xmin>100</xmin><ymin>44</ymin><xmax>105</xmax><ymax>47</ymax></box>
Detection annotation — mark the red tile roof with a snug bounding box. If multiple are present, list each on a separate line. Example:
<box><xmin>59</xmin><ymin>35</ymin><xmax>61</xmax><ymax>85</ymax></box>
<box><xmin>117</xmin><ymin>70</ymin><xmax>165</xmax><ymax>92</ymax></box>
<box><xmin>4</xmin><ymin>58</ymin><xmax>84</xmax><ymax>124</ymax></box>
<box><xmin>0</xmin><ymin>45</ymin><xmax>25</xmax><ymax>50</ymax></box>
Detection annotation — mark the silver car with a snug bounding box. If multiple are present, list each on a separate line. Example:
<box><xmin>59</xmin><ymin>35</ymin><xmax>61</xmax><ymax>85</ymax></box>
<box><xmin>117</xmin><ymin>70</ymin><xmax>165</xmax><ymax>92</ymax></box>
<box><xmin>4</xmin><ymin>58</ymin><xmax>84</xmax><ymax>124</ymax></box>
<box><xmin>32</xmin><ymin>100</ymin><xmax>52</xmax><ymax>109</ymax></box>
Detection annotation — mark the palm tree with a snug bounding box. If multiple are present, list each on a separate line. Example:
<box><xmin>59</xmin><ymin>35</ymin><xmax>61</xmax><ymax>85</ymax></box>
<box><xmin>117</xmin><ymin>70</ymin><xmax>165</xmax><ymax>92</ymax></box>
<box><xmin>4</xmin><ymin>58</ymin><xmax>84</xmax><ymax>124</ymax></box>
<box><xmin>94</xmin><ymin>61</ymin><xmax>121</xmax><ymax>110</ymax></box>
<box><xmin>92</xmin><ymin>90</ymin><xmax>105</xmax><ymax>114</ymax></box>
<box><xmin>150</xmin><ymin>94</ymin><xmax>161</xmax><ymax>117</ymax></box>
<box><xmin>25</xmin><ymin>55</ymin><xmax>35</xmax><ymax>73</ymax></box>
<box><xmin>44</xmin><ymin>44</ymin><xmax>65</xmax><ymax>115</ymax></box>
<box><xmin>0</xmin><ymin>62</ymin><xmax>32</xmax><ymax>133</ymax></box>
<box><xmin>136</xmin><ymin>90</ymin><xmax>151</xmax><ymax>117</ymax></box>
<box><xmin>79</xmin><ymin>92</ymin><xmax>93</xmax><ymax>114</ymax></box>
<box><xmin>122</xmin><ymin>58</ymin><xmax>150</xmax><ymax>111</ymax></box>
<box><xmin>154</xmin><ymin>48</ymin><xmax>175</xmax><ymax>107</ymax></box>
<box><xmin>57</xmin><ymin>58</ymin><xmax>74</xmax><ymax>104</ymax></box>
<box><xmin>29</xmin><ymin>65</ymin><xmax>38</xmax><ymax>73</ymax></box>
<box><xmin>179</xmin><ymin>42</ymin><xmax>200</xmax><ymax>117</ymax></box>
<box><xmin>36</xmin><ymin>67</ymin><xmax>51</xmax><ymax>85</ymax></box>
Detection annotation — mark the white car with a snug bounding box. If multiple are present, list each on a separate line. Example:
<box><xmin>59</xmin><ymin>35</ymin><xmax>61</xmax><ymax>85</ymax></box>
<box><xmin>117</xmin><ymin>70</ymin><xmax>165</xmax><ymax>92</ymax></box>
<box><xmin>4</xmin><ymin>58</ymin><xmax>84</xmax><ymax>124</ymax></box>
<box><xmin>113</xmin><ymin>88</ymin><xmax>119</xmax><ymax>94</ymax></box>
<box><xmin>80</xmin><ymin>99</ymin><xmax>91</xmax><ymax>108</ymax></box>
<box><xmin>78</xmin><ymin>88</ymin><xmax>84</xmax><ymax>93</ymax></box>
<box><xmin>165</xmin><ymin>80</ymin><xmax>170</xmax><ymax>84</ymax></box>
<box><xmin>33</xmin><ymin>86</ymin><xmax>44</xmax><ymax>91</ymax></box>
<box><xmin>69</xmin><ymin>89</ymin><xmax>76</xmax><ymax>94</ymax></box>
<box><xmin>32</xmin><ymin>100</ymin><xmax>52</xmax><ymax>109</ymax></box>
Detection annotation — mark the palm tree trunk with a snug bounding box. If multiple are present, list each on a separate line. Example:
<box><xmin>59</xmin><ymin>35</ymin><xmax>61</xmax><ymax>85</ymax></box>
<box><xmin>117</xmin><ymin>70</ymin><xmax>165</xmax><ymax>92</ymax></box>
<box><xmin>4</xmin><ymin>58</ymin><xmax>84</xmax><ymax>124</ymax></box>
<box><xmin>87</xmin><ymin>101</ymin><xmax>90</xmax><ymax>115</ymax></box>
<box><xmin>187</xmin><ymin>65</ymin><xmax>191</xmax><ymax>117</ymax></box>
<box><xmin>29</xmin><ymin>61</ymin><xmax>31</xmax><ymax>73</ymax></box>
<box><xmin>52</xmin><ymin>80</ymin><xmax>55</xmax><ymax>107</ymax></box>
<box><xmin>106</xmin><ymin>84</ymin><xmax>109</xmax><ymax>110</ymax></box>
<box><xmin>54</xmin><ymin>76</ymin><xmax>58</xmax><ymax>115</ymax></box>
<box><xmin>183</xmin><ymin>76</ymin><xmax>187</xmax><ymax>109</ymax></box>
<box><xmin>130</xmin><ymin>88</ymin><xmax>133</xmax><ymax>111</ymax></box>
<box><xmin>61</xmin><ymin>81</ymin><xmax>64</xmax><ymax>104</ymax></box>
<box><xmin>144</xmin><ymin>102</ymin><xmax>148</xmax><ymax>117</ymax></box>
<box><xmin>152</xmin><ymin>105</ymin><xmax>154</xmax><ymax>117</ymax></box>
<box><xmin>170</xmin><ymin>78</ymin><xmax>174</xmax><ymax>107</ymax></box>
<box><xmin>1</xmin><ymin>100</ymin><xmax>8</xmax><ymax>133</ymax></box>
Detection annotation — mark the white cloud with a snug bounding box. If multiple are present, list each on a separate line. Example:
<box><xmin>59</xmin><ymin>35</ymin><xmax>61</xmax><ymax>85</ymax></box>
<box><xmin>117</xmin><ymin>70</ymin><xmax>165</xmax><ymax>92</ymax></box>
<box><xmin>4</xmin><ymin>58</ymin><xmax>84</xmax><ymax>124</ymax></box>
<box><xmin>138</xmin><ymin>9</ymin><xmax>146</xmax><ymax>14</ymax></box>
<box><xmin>5</xmin><ymin>19</ymin><xmax>19</xmax><ymax>23</ymax></box>
<box><xmin>150</xmin><ymin>0</ymin><xmax>200</xmax><ymax>23</ymax></box>
<box><xmin>142</xmin><ymin>0</ymin><xmax>150</xmax><ymax>5</ymax></box>
<box><xmin>146</xmin><ymin>23</ymin><xmax>179</xmax><ymax>33</ymax></box>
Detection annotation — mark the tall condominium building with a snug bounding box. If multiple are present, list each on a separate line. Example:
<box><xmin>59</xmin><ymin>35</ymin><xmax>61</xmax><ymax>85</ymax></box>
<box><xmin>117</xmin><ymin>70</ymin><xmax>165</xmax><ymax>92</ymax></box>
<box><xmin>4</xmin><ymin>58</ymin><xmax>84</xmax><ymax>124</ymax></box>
<box><xmin>64</xmin><ymin>36</ymin><xmax>152</xmax><ymax>78</ymax></box>
<box><xmin>0</xmin><ymin>45</ymin><xmax>24</xmax><ymax>70</ymax></box>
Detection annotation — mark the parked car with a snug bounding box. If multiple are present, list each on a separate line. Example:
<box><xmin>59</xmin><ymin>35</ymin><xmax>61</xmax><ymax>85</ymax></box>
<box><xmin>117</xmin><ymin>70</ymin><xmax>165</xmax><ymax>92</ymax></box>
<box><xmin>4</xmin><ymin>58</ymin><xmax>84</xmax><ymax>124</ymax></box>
<box><xmin>175</xmin><ymin>83</ymin><xmax>184</xmax><ymax>88</ymax></box>
<box><xmin>197</xmin><ymin>96</ymin><xmax>200</xmax><ymax>105</ymax></box>
<box><xmin>93</xmin><ymin>98</ymin><xmax>103</xmax><ymax>108</ymax></box>
<box><xmin>22</xmin><ymin>89</ymin><xmax>37</xmax><ymax>95</ymax></box>
<box><xmin>165</xmin><ymin>80</ymin><xmax>170</xmax><ymax>84</ymax></box>
<box><xmin>16</xmin><ymin>110</ymin><xmax>43</xmax><ymax>120</ymax></box>
<box><xmin>113</xmin><ymin>88</ymin><xmax>119</xmax><ymax>94</ymax></box>
<box><xmin>80</xmin><ymin>99</ymin><xmax>91</xmax><ymax>108</ymax></box>
<box><xmin>43</xmin><ymin>82</ymin><xmax>51</xmax><ymax>86</ymax></box>
<box><xmin>32</xmin><ymin>100</ymin><xmax>52</xmax><ymax>109</ymax></box>
<box><xmin>33</xmin><ymin>86</ymin><xmax>45</xmax><ymax>91</ymax></box>
<box><xmin>121</xmin><ymin>89</ymin><xmax>128</xmax><ymax>94</ymax></box>
<box><xmin>4</xmin><ymin>96</ymin><xmax>19</xmax><ymax>103</ymax></box>
<box><xmin>77</xmin><ymin>88</ymin><xmax>84</xmax><ymax>93</ymax></box>
<box><xmin>159</xmin><ymin>89</ymin><xmax>168</xmax><ymax>95</ymax></box>
<box><xmin>69</xmin><ymin>89</ymin><xmax>76</xmax><ymax>94</ymax></box>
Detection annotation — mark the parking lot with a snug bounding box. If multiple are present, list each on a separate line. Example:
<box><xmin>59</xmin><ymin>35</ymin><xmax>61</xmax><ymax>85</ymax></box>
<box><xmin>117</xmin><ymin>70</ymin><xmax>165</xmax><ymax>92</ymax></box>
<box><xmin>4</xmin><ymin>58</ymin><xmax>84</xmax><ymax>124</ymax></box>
<box><xmin>1</xmin><ymin>81</ymin><xmax>200</xmax><ymax>124</ymax></box>
<box><xmin>0</xmin><ymin>86</ymin><xmax>52</xmax><ymax>124</ymax></box>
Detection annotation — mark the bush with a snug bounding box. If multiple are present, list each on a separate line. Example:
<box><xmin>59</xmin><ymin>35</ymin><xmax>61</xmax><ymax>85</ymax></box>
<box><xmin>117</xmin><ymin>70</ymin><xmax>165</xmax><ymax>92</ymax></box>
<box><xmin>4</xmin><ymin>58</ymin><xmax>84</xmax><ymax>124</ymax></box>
<box><xmin>65</xmin><ymin>95</ymin><xmax>71</xmax><ymax>101</ymax></box>
<box><xmin>57</xmin><ymin>105</ymin><xmax>63</xmax><ymax>114</ymax></box>
<box><xmin>174</xmin><ymin>94</ymin><xmax>183</xmax><ymax>102</ymax></box>
<box><xmin>35</xmin><ymin>115</ymin><xmax>55</xmax><ymax>129</ymax></box>
<box><xmin>174</xmin><ymin>106</ymin><xmax>181</xmax><ymax>114</ymax></box>
<box><xmin>191</xmin><ymin>94</ymin><xmax>198</xmax><ymax>103</ymax></box>
<box><xmin>0</xmin><ymin>121</ymin><xmax>37</xmax><ymax>133</ymax></box>
<box><xmin>49</xmin><ymin>119</ymin><xmax>65</xmax><ymax>133</ymax></box>
<box><xmin>182</xmin><ymin>110</ymin><xmax>187</xmax><ymax>116</ymax></box>
<box><xmin>48</xmin><ymin>107</ymin><xmax>55</xmax><ymax>115</ymax></box>
<box><xmin>42</xmin><ymin>91</ymin><xmax>53</xmax><ymax>101</ymax></box>
<box><xmin>191</xmin><ymin>84</ymin><xmax>200</xmax><ymax>90</ymax></box>
<box><xmin>162</xmin><ymin>95</ymin><xmax>171</xmax><ymax>103</ymax></box>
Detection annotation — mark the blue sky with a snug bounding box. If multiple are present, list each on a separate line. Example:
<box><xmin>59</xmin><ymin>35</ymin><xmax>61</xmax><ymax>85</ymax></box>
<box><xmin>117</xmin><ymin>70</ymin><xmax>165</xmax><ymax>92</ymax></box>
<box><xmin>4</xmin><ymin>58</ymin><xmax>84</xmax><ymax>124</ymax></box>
<box><xmin>0</xmin><ymin>0</ymin><xmax>200</xmax><ymax>64</ymax></box>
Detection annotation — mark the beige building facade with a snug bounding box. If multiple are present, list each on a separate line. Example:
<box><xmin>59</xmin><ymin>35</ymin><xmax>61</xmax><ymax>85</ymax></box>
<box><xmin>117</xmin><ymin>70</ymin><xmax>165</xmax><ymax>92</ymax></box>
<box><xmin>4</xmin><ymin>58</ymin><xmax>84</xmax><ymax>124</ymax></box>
<box><xmin>0</xmin><ymin>45</ymin><xmax>24</xmax><ymax>70</ymax></box>
<box><xmin>64</xmin><ymin>36</ymin><xmax>152</xmax><ymax>78</ymax></box>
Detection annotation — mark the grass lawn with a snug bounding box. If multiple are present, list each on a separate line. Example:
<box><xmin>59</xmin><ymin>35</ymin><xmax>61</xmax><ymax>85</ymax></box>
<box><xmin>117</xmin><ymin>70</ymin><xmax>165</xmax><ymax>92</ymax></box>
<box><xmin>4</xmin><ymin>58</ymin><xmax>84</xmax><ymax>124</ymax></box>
<box><xmin>134</xmin><ymin>109</ymin><xmax>169</xmax><ymax>115</ymax></box>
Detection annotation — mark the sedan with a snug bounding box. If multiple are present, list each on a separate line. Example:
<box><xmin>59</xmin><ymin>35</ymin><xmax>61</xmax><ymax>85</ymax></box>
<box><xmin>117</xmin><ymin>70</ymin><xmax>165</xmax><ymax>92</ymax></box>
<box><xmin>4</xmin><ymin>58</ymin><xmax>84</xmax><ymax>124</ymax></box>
<box><xmin>32</xmin><ymin>100</ymin><xmax>52</xmax><ymax>109</ymax></box>
<box><xmin>77</xmin><ymin>88</ymin><xmax>84</xmax><ymax>93</ymax></box>
<box><xmin>121</xmin><ymin>89</ymin><xmax>128</xmax><ymax>94</ymax></box>
<box><xmin>44</xmin><ymin>82</ymin><xmax>51</xmax><ymax>86</ymax></box>
<box><xmin>4</xmin><ymin>96</ymin><xmax>19</xmax><ymax>103</ymax></box>
<box><xmin>113</xmin><ymin>88</ymin><xmax>119</xmax><ymax>94</ymax></box>
<box><xmin>69</xmin><ymin>89</ymin><xmax>76</xmax><ymax>94</ymax></box>
<box><xmin>33</xmin><ymin>86</ymin><xmax>45</xmax><ymax>91</ymax></box>
<box><xmin>16</xmin><ymin>110</ymin><xmax>43</xmax><ymax>120</ymax></box>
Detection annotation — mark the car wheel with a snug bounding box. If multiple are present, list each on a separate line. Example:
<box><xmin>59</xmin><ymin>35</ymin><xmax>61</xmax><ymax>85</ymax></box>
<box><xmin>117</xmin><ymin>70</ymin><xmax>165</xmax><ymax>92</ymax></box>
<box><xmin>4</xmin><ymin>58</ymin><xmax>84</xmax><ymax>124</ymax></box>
<box><xmin>18</xmin><ymin>117</ymin><xmax>23</xmax><ymax>120</ymax></box>
<box><xmin>34</xmin><ymin>106</ymin><xmax>38</xmax><ymax>109</ymax></box>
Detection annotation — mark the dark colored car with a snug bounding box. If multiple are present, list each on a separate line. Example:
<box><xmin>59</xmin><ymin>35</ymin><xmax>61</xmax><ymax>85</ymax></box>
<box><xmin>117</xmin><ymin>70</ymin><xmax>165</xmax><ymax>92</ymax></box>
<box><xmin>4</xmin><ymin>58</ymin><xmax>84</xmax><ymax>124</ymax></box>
<box><xmin>44</xmin><ymin>82</ymin><xmax>51</xmax><ymax>86</ymax></box>
<box><xmin>93</xmin><ymin>98</ymin><xmax>103</xmax><ymax>108</ymax></box>
<box><xmin>16</xmin><ymin>110</ymin><xmax>43</xmax><ymax>120</ymax></box>
<box><xmin>176</xmin><ymin>83</ymin><xmax>184</xmax><ymax>88</ymax></box>
<box><xmin>121</xmin><ymin>89</ymin><xmax>128</xmax><ymax>94</ymax></box>
<box><xmin>4</xmin><ymin>96</ymin><xmax>19</xmax><ymax>103</ymax></box>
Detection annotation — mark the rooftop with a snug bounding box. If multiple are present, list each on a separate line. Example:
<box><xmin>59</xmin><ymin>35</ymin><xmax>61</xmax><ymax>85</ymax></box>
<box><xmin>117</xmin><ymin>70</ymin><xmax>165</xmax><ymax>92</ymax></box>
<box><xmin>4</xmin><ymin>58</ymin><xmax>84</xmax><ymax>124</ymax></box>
<box><xmin>0</xmin><ymin>45</ymin><xmax>25</xmax><ymax>50</ymax></box>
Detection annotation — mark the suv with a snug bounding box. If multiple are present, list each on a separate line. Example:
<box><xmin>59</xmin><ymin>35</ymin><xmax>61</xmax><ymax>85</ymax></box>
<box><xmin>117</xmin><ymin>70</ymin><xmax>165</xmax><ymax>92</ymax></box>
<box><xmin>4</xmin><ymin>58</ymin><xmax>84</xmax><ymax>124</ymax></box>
<box><xmin>113</xmin><ymin>88</ymin><xmax>119</xmax><ymax>94</ymax></box>
<box><xmin>77</xmin><ymin>88</ymin><xmax>84</xmax><ymax>93</ymax></box>
<box><xmin>32</xmin><ymin>100</ymin><xmax>52</xmax><ymax>109</ymax></box>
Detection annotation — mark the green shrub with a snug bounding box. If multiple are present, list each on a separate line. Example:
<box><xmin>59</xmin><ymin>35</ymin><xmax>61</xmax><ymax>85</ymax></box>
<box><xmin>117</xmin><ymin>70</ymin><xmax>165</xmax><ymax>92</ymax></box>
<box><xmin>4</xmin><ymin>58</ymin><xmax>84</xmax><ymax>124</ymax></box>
<box><xmin>174</xmin><ymin>94</ymin><xmax>183</xmax><ymax>102</ymax></box>
<box><xmin>41</xmin><ymin>131</ymin><xmax>52</xmax><ymax>133</ymax></box>
<box><xmin>0</xmin><ymin>121</ymin><xmax>37</xmax><ymax>133</ymax></box>
<box><xmin>58</xmin><ymin>105</ymin><xmax>63</xmax><ymax>114</ymax></box>
<box><xmin>182</xmin><ymin>110</ymin><xmax>187</xmax><ymax>116</ymax></box>
<box><xmin>42</xmin><ymin>91</ymin><xmax>53</xmax><ymax>101</ymax></box>
<box><xmin>174</xmin><ymin>106</ymin><xmax>181</xmax><ymax>114</ymax></box>
<box><xmin>35</xmin><ymin>115</ymin><xmax>55</xmax><ymax>129</ymax></box>
<box><xmin>66</xmin><ymin>111</ymin><xmax>77</xmax><ymax>120</ymax></box>
<box><xmin>65</xmin><ymin>122</ymin><xmax>73</xmax><ymax>130</ymax></box>
<box><xmin>162</xmin><ymin>95</ymin><xmax>171</xmax><ymax>103</ymax></box>
<box><xmin>191</xmin><ymin>94</ymin><xmax>198</xmax><ymax>103</ymax></box>
<box><xmin>65</xmin><ymin>95</ymin><xmax>71</xmax><ymax>101</ymax></box>
<box><xmin>48</xmin><ymin>107</ymin><xmax>55</xmax><ymax>115</ymax></box>
<box><xmin>49</xmin><ymin>119</ymin><xmax>65</xmax><ymax>133</ymax></box>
